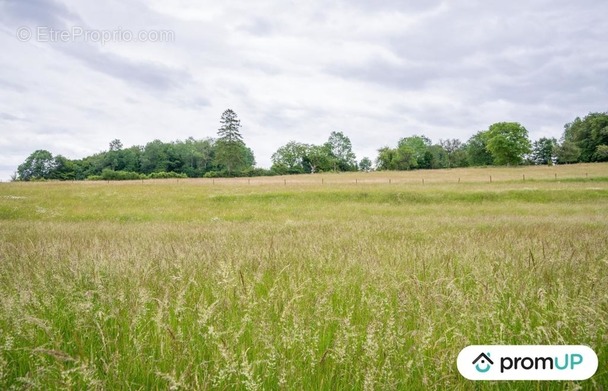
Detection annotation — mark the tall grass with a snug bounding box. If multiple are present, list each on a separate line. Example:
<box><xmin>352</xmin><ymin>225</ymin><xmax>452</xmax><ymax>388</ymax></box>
<box><xmin>1</xmin><ymin>166</ymin><xmax>607</xmax><ymax>389</ymax></box>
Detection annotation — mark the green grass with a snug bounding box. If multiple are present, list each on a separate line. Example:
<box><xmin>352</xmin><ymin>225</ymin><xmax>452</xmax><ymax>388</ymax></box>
<box><xmin>1</xmin><ymin>166</ymin><xmax>607</xmax><ymax>390</ymax></box>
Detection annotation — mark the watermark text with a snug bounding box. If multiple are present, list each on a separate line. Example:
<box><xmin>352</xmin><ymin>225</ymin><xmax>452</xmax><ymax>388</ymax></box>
<box><xmin>16</xmin><ymin>26</ymin><xmax>175</xmax><ymax>45</ymax></box>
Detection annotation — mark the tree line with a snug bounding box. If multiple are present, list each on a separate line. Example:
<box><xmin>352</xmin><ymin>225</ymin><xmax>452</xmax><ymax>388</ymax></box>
<box><xmin>15</xmin><ymin>110</ymin><xmax>608</xmax><ymax>181</ymax></box>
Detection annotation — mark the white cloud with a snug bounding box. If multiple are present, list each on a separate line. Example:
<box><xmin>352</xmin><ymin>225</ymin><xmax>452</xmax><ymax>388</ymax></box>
<box><xmin>1</xmin><ymin>0</ymin><xmax>607</xmax><ymax>179</ymax></box>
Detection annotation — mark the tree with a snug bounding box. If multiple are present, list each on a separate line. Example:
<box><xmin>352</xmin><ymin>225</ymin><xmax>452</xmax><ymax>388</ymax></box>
<box><xmin>531</xmin><ymin>137</ymin><xmax>557</xmax><ymax>165</ymax></box>
<box><xmin>17</xmin><ymin>150</ymin><xmax>56</xmax><ymax>181</ymax></box>
<box><xmin>104</xmin><ymin>139</ymin><xmax>122</xmax><ymax>170</ymax></box>
<box><xmin>466</xmin><ymin>131</ymin><xmax>493</xmax><ymax>166</ymax></box>
<box><xmin>555</xmin><ymin>140</ymin><xmax>581</xmax><ymax>164</ymax></box>
<box><xmin>359</xmin><ymin>157</ymin><xmax>372</xmax><ymax>172</ymax></box>
<box><xmin>439</xmin><ymin>138</ymin><xmax>461</xmax><ymax>154</ymax></box>
<box><xmin>119</xmin><ymin>145</ymin><xmax>143</xmax><ymax>172</ymax></box>
<box><xmin>271</xmin><ymin>141</ymin><xmax>311</xmax><ymax>174</ymax></box>
<box><xmin>562</xmin><ymin>112</ymin><xmax>608</xmax><ymax>162</ymax></box>
<box><xmin>109</xmin><ymin>139</ymin><xmax>123</xmax><ymax>152</ymax></box>
<box><xmin>214</xmin><ymin>109</ymin><xmax>254</xmax><ymax>175</ymax></box>
<box><xmin>324</xmin><ymin>131</ymin><xmax>357</xmax><ymax>171</ymax></box>
<box><xmin>176</xmin><ymin>137</ymin><xmax>215</xmax><ymax>177</ymax></box>
<box><xmin>242</xmin><ymin>145</ymin><xmax>256</xmax><ymax>168</ymax></box>
<box><xmin>214</xmin><ymin>141</ymin><xmax>251</xmax><ymax>175</ymax></box>
<box><xmin>593</xmin><ymin>144</ymin><xmax>608</xmax><ymax>161</ymax></box>
<box><xmin>398</xmin><ymin>135</ymin><xmax>431</xmax><ymax>168</ymax></box>
<box><xmin>49</xmin><ymin>155</ymin><xmax>77</xmax><ymax>180</ymax></box>
<box><xmin>376</xmin><ymin>145</ymin><xmax>417</xmax><ymax>171</ymax></box>
<box><xmin>393</xmin><ymin>145</ymin><xmax>418</xmax><ymax>170</ymax></box>
<box><xmin>217</xmin><ymin>109</ymin><xmax>243</xmax><ymax>143</ymax></box>
<box><xmin>424</xmin><ymin>144</ymin><xmax>449</xmax><ymax>169</ymax></box>
<box><xmin>531</xmin><ymin>137</ymin><xmax>556</xmax><ymax>165</ymax></box>
<box><xmin>304</xmin><ymin>144</ymin><xmax>334</xmax><ymax>173</ymax></box>
<box><xmin>485</xmin><ymin>122</ymin><xmax>531</xmax><ymax>165</ymax></box>
<box><xmin>141</xmin><ymin>139</ymin><xmax>169</xmax><ymax>173</ymax></box>
<box><xmin>376</xmin><ymin>147</ymin><xmax>396</xmax><ymax>170</ymax></box>
<box><xmin>440</xmin><ymin>139</ymin><xmax>465</xmax><ymax>168</ymax></box>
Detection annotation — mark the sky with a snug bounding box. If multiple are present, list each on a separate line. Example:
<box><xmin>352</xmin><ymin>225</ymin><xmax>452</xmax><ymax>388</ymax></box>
<box><xmin>1</xmin><ymin>0</ymin><xmax>607</xmax><ymax>180</ymax></box>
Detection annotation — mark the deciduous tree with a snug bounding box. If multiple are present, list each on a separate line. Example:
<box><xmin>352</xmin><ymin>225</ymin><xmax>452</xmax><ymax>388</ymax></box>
<box><xmin>485</xmin><ymin>122</ymin><xmax>531</xmax><ymax>165</ymax></box>
<box><xmin>562</xmin><ymin>112</ymin><xmax>608</xmax><ymax>162</ymax></box>
<box><xmin>466</xmin><ymin>131</ymin><xmax>493</xmax><ymax>166</ymax></box>
<box><xmin>271</xmin><ymin>141</ymin><xmax>312</xmax><ymax>174</ymax></box>
<box><xmin>555</xmin><ymin>140</ymin><xmax>580</xmax><ymax>164</ymax></box>
<box><xmin>17</xmin><ymin>150</ymin><xmax>56</xmax><ymax>181</ymax></box>
<box><xmin>398</xmin><ymin>135</ymin><xmax>431</xmax><ymax>168</ymax></box>
<box><xmin>440</xmin><ymin>138</ymin><xmax>466</xmax><ymax>168</ymax></box>
<box><xmin>531</xmin><ymin>137</ymin><xmax>557</xmax><ymax>165</ymax></box>
<box><xmin>358</xmin><ymin>157</ymin><xmax>372</xmax><ymax>171</ymax></box>
<box><xmin>324</xmin><ymin>131</ymin><xmax>357</xmax><ymax>171</ymax></box>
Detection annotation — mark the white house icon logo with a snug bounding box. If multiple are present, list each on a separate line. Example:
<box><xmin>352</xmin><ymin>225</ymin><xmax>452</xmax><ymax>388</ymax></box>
<box><xmin>472</xmin><ymin>352</ymin><xmax>493</xmax><ymax>373</ymax></box>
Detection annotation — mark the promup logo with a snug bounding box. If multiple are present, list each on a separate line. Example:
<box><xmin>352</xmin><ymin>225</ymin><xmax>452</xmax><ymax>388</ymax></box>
<box><xmin>472</xmin><ymin>352</ymin><xmax>493</xmax><ymax>373</ymax></box>
<box><xmin>457</xmin><ymin>345</ymin><xmax>598</xmax><ymax>381</ymax></box>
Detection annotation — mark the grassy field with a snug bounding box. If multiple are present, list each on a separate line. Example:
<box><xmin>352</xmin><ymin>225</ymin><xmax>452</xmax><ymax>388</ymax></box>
<box><xmin>0</xmin><ymin>163</ymin><xmax>607</xmax><ymax>390</ymax></box>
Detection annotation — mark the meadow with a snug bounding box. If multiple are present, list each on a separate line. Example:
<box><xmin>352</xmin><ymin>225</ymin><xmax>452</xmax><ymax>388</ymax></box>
<box><xmin>0</xmin><ymin>163</ymin><xmax>607</xmax><ymax>390</ymax></box>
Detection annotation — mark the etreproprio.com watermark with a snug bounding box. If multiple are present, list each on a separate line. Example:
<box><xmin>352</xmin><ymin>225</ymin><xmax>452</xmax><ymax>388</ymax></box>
<box><xmin>16</xmin><ymin>26</ymin><xmax>175</xmax><ymax>45</ymax></box>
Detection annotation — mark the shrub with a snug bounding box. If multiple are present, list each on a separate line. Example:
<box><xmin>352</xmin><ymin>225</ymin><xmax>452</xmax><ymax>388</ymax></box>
<box><xmin>242</xmin><ymin>168</ymin><xmax>276</xmax><ymax>177</ymax></box>
<box><xmin>99</xmin><ymin>169</ymin><xmax>144</xmax><ymax>181</ymax></box>
<box><xmin>147</xmin><ymin>171</ymin><xmax>188</xmax><ymax>179</ymax></box>
<box><xmin>203</xmin><ymin>171</ymin><xmax>220</xmax><ymax>178</ymax></box>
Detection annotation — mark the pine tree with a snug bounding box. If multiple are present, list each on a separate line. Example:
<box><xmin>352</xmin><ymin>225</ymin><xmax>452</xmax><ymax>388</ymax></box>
<box><xmin>214</xmin><ymin>109</ymin><xmax>253</xmax><ymax>175</ymax></box>
<box><xmin>217</xmin><ymin>109</ymin><xmax>243</xmax><ymax>144</ymax></box>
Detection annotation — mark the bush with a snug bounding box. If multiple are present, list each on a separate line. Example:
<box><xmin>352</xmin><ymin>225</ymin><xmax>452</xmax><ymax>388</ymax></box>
<box><xmin>203</xmin><ymin>169</ymin><xmax>276</xmax><ymax>178</ymax></box>
<box><xmin>242</xmin><ymin>168</ymin><xmax>276</xmax><ymax>177</ymax></box>
<box><xmin>203</xmin><ymin>171</ymin><xmax>220</xmax><ymax>178</ymax></box>
<box><xmin>99</xmin><ymin>169</ymin><xmax>144</xmax><ymax>181</ymax></box>
<box><xmin>147</xmin><ymin>171</ymin><xmax>188</xmax><ymax>179</ymax></box>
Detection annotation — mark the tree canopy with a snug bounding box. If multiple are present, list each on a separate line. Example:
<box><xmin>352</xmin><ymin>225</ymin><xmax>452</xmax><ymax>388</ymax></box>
<box><xmin>17</xmin><ymin>150</ymin><xmax>56</xmax><ymax>181</ymax></box>
<box><xmin>562</xmin><ymin>112</ymin><xmax>608</xmax><ymax>162</ymax></box>
<box><xmin>531</xmin><ymin>137</ymin><xmax>557</xmax><ymax>165</ymax></box>
<box><xmin>485</xmin><ymin>122</ymin><xmax>531</xmax><ymax>165</ymax></box>
<box><xmin>325</xmin><ymin>131</ymin><xmax>357</xmax><ymax>171</ymax></box>
<box><xmin>271</xmin><ymin>132</ymin><xmax>357</xmax><ymax>174</ymax></box>
<box><xmin>14</xmin><ymin>110</ymin><xmax>608</xmax><ymax>181</ymax></box>
<box><xmin>271</xmin><ymin>141</ymin><xmax>311</xmax><ymax>174</ymax></box>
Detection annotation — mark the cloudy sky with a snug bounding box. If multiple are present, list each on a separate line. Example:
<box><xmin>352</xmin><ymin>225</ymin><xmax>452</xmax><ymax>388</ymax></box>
<box><xmin>1</xmin><ymin>0</ymin><xmax>607</xmax><ymax>179</ymax></box>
